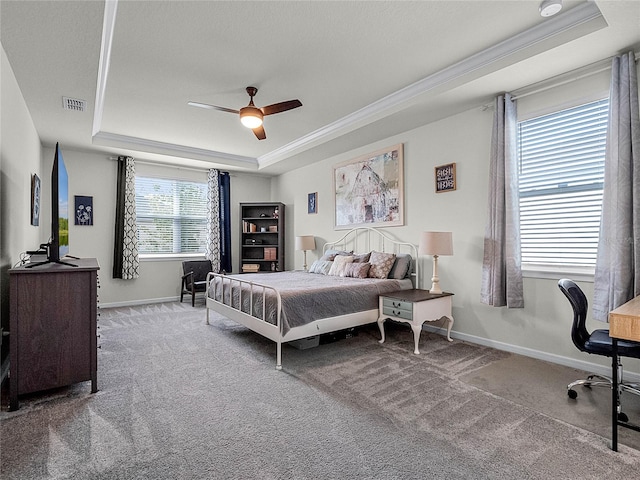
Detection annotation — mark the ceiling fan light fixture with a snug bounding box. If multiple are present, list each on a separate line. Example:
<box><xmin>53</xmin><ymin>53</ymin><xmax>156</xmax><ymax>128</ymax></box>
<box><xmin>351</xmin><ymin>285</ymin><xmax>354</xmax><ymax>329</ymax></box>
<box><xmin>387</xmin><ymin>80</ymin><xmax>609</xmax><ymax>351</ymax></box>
<box><xmin>240</xmin><ymin>106</ymin><xmax>263</xmax><ymax>129</ymax></box>
<box><xmin>539</xmin><ymin>0</ymin><xmax>562</xmax><ymax>17</ymax></box>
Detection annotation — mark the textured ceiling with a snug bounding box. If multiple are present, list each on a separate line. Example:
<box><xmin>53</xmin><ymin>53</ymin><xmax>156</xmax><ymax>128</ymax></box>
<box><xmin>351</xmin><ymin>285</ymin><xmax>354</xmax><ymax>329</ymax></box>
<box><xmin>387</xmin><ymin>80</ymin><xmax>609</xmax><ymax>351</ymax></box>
<box><xmin>2</xmin><ymin>1</ymin><xmax>639</xmax><ymax>174</ymax></box>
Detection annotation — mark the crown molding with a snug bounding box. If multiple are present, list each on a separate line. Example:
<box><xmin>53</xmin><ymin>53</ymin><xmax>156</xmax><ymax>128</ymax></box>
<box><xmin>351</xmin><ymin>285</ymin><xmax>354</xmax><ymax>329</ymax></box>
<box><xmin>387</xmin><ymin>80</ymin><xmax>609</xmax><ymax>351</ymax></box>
<box><xmin>92</xmin><ymin>131</ymin><xmax>258</xmax><ymax>168</ymax></box>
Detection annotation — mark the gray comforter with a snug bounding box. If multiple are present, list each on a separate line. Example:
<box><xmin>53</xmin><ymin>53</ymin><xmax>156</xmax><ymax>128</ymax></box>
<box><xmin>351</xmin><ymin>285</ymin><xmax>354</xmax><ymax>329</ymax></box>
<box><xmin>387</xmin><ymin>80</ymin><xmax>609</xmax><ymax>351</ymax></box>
<box><xmin>208</xmin><ymin>271</ymin><xmax>413</xmax><ymax>334</ymax></box>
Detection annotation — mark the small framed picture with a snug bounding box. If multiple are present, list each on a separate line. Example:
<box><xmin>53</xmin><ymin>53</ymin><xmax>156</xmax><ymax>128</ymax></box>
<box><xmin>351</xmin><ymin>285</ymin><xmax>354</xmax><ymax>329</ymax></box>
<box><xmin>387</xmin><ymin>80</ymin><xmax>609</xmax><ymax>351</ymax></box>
<box><xmin>75</xmin><ymin>195</ymin><xmax>94</xmax><ymax>225</ymax></box>
<box><xmin>308</xmin><ymin>192</ymin><xmax>317</xmax><ymax>214</ymax></box>
<box><xmin>31</xmin><ymin>174</ymin><xmax>41</xmax><ymax>226</ymax></box>
<box><xmin>435</xmin><ymin>163</ymin><xmax>456</xmax><ymax>193</ymax></box>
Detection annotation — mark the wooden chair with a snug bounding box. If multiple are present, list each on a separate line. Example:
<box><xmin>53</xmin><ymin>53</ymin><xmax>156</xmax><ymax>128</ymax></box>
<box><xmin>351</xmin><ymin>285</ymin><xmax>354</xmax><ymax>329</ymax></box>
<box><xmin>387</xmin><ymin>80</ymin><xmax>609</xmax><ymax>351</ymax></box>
<box><xmin>181</xmin><ymin>260</ymin><xmax>213</xmax><ymax>306</ymax></box>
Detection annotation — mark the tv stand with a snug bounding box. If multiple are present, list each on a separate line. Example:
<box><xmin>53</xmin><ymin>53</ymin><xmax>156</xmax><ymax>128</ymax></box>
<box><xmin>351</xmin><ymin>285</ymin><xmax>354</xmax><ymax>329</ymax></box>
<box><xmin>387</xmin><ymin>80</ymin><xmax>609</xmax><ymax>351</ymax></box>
<box><xmin>25</xmin><ymin>258</ymin><xmax>78</xmax><ymax>268</ymax></box>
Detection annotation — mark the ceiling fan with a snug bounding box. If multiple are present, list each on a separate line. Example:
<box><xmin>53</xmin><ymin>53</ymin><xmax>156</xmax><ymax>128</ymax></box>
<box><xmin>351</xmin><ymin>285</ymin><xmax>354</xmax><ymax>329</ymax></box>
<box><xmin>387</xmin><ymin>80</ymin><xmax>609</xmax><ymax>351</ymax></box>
<box><xmin>188</xmin><ymin>86</ymin><xmax>302</xmax><ymax>140</ymax></box>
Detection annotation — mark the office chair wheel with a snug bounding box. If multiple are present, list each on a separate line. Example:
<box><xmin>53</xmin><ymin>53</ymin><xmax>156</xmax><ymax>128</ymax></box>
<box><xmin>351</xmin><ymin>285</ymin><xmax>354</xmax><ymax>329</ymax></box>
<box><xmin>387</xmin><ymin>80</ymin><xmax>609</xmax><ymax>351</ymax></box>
<box><xmin>567</xmin><ymin>389</ymin><xmax>578</xmax><ymax>399</ymax></box>
<box><xmin>618</xmin><ymin>412</ymin><xmax>629</xmax><ymax>423</ymax></box>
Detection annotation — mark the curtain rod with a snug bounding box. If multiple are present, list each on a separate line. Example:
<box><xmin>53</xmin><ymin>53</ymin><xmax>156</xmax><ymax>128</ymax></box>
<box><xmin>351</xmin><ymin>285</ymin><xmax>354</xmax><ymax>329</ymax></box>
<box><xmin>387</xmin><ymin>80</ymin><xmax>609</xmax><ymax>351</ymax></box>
<box><xmin>511</xmin><ymin>51</ymin><xmax>639</xmax><ymax>101</ymax></box>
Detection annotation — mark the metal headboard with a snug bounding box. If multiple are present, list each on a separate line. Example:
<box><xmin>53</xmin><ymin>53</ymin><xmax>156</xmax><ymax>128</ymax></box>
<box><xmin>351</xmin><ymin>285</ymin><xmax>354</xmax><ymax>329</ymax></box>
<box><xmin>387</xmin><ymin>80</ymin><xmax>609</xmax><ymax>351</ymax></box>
<box><xmin>322</xmin><ymin>227</ymin><xmax>418</xmax><ymax>286</ymax></box>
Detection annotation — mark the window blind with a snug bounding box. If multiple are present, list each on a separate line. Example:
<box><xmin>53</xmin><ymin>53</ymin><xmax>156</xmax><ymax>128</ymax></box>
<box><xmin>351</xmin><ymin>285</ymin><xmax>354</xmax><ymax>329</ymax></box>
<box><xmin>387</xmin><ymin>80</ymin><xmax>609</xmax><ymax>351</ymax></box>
<box><xmin>518</xmin><ymin>99</ymin><xmax>609</xmax><ymax>267</ymax></box>
<box><xmin>135</xmin><ymin>176</ymin><xmax>208</xmax><ymax>255</ymax></box>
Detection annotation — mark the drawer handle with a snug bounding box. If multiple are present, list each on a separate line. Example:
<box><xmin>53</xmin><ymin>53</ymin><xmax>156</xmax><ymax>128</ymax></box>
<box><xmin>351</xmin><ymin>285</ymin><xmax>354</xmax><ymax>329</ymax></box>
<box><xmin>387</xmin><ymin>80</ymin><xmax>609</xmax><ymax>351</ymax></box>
<box><xmin>393</xmin><ymin>301</ymin><xmax>401</xmax><ymax>308</ymax></box>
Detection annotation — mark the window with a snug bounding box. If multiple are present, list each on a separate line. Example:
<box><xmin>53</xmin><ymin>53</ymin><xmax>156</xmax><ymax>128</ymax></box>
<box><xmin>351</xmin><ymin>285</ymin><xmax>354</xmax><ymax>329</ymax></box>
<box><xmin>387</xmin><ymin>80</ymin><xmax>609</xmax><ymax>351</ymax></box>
<box><xmin>135</xmin><ymin>176</ymin><xmax>208</xmax><ymax>255</ymax></box>
<box><xmin>518</xmin><ymin>99</ymin><xmax>609</xmax><ymax>269</ymax></box>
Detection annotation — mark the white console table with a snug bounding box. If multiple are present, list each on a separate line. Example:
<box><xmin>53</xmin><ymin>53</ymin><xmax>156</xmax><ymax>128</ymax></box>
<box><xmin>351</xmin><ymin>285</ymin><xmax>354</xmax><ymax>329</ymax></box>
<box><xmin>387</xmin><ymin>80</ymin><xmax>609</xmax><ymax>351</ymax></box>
<box><xmin>377</xmin><ymin>289</ymin><xmax>454</xmax><ymax>354</ymax></box>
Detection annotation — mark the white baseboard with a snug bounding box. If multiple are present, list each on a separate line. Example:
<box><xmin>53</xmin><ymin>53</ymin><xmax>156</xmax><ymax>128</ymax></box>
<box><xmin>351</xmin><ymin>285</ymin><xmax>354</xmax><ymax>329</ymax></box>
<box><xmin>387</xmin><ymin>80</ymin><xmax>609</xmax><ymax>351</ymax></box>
<box><xmin>100</xmin><ymin>296</ymin><xmax>180</xmax><ymax>308</ymax></box>
<box><xmin>422</xmin><ymin>324</ymin><xmax>640</xmax><ymax>382</ymax></box>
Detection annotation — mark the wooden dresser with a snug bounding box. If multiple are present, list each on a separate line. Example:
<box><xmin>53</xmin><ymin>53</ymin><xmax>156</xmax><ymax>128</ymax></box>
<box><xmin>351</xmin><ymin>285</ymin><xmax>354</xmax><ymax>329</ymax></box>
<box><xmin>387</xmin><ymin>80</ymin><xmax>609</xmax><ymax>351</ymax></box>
<box><xmin>9</xmin><ymin>258</ymin><xmax>100</xmax><ymax>410</ymax></box>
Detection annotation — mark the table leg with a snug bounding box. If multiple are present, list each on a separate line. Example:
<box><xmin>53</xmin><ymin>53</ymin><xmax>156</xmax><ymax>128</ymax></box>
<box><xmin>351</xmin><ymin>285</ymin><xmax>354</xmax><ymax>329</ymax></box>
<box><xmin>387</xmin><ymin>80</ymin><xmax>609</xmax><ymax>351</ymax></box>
<box><xmin>410</xmin><ymin>323</ymin><xmax>422</xmax><ymax>355</ymax></box>
<box><xmin>445</xmin><ymin>315</ymin><xmax>454</xmax><ymax>342</ymax></box>
<box><xmin>377</xmin><ymin>317</ymin><xmax>386</xmax><ymax>344</ymax></box>
<box><xmin>612</xmin><ymin>337</ymin><xmax>618</xmax><ymax>451</ymax></box>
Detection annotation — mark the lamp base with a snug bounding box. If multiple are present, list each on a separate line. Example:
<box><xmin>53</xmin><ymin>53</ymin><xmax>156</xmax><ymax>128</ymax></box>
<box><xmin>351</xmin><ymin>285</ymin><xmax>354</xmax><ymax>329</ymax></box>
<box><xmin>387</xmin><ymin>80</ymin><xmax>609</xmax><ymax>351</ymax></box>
<box><xmin>429</xmin><ymin>282</ymin><xmax>443</xmax><ymax>295</ymax></box>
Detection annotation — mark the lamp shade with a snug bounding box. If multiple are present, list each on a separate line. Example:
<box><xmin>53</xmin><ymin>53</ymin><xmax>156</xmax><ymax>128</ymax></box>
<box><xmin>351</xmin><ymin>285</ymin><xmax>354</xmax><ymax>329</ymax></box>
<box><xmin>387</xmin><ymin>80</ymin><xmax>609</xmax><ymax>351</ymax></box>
<box><xmin>419</xmin><ymin>231</ymin><xmax>453</xmax><ymax>256</ymax></box>
<box><xmin>295</xmin><ymin>235</ymin><xmax>316</xmax><ymax>251</ymax></box>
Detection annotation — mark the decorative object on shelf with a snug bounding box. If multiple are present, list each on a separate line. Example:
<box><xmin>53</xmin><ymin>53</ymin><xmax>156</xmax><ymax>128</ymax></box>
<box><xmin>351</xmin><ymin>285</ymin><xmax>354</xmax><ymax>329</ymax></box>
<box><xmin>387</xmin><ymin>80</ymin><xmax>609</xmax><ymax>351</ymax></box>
<box><xmin>74</xmin><ymin>195</ymin><xmax>94</xmax><ymax>225</ymax></box>
<box><xmin>30</xmin><ymin>173</ymin><xmax>41</xmax><ymax>226</ymax></box>
<box><xmin>308</xmin><ymin>192</ymin><xmax>317</xmax><ymax>214</ymax></box>
<box><xmin>273</xmin><ymin>207</ymin><xmax>279</xmax><ymax>218</ymax></box>
<box><xmin>333</xmin><ymin>144</ymin><xmax>404</xmax><ymax>229</ymax></box>
<box><xmin>435</xmin><ymin>163</ymin><xmax>456</xmax><ymax>193</ymax></box>
<box><xmin>419</xmin><ymin>231</ymin><xmax>453</xmax><ymax>294</ymax></box>
<box><xmin>295</xmin><ymin>235</ymin><xmax>316</xmax><ymax>271</ymax></box>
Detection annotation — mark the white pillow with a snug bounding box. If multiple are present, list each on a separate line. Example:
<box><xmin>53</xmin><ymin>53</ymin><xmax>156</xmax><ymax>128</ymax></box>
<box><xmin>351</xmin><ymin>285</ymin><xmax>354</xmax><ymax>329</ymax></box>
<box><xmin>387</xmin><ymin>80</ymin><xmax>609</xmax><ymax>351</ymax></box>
<box><xmin>328</xmin><ymin>255</ymin><xmax>354</xmax><ymax>276</ymax></box>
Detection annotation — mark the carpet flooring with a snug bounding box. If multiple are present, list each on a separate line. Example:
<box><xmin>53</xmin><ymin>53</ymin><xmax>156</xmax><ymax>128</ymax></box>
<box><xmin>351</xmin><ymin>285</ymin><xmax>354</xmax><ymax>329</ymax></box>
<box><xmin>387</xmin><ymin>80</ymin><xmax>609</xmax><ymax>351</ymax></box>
<box><xmin>2</xmin><ymin>301</ymin><xmax>640</xmax><ymax>479</ymax></box>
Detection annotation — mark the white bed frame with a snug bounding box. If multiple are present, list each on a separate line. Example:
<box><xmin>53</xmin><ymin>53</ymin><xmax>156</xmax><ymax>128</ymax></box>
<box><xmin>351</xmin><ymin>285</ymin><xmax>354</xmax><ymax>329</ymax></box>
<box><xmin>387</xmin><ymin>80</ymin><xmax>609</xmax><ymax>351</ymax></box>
<box><xmin>205</xmin><ymin>227</ymin><xmax>418</xmax><ymax>369</ymax></box>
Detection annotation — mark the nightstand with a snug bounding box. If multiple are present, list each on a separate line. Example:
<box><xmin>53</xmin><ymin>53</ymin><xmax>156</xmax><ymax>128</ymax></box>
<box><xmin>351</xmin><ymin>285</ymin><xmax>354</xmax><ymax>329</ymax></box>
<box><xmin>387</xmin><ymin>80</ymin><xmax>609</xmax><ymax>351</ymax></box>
<box><xmin>377</xmin><ymin>289</ymin><xmax>454</xmax><ymax>354</ymax></box>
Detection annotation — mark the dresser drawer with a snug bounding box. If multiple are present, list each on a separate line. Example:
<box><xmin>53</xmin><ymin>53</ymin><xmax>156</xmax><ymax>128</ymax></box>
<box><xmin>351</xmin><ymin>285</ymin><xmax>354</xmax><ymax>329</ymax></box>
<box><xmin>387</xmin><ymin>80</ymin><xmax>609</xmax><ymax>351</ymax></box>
<box><xmin>382</xmin><ymin>305</ymin><xmax>413</xmax><ymax>320</ymax></box>
<box><xmin>381</xmin><ymin>296</ymin><xmax>413</xmax><ymax>320</ymax></box>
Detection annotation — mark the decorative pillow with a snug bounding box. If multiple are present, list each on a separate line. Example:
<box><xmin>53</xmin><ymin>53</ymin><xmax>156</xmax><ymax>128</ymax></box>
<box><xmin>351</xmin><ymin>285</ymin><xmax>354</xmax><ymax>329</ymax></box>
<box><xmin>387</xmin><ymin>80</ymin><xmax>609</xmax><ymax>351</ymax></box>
<box><xmin>309</xmin><ymin>260</ymin><xmax>333</xmax><ymax>275</ymax></box>
<box><xmin>344</xmin><ymin>262</ymin><xmax>371</xmax><ymax>279</ymax></box>
<box><xmin>319</xmin><ymin>249</ymin><xmax>353</xmax><ymax>261</ymax></box>
<box><xmin>352</xmin><ymin>252</ymin><xmax>371</xmax><ymax>263</ymax></box>
<box><xmin>388</xmin><ymin>254</ymin><xmax>412</xmax><ymax>279</ymax></box>
<box><xmin>368</xmin><ymin>251</ymin><xmax>396</xmax><ymax>279</ymax></box>
<box><xmin>328</xmin><ymin>255</ymin><xmax>355</xmax><ymax>276</ymax></box>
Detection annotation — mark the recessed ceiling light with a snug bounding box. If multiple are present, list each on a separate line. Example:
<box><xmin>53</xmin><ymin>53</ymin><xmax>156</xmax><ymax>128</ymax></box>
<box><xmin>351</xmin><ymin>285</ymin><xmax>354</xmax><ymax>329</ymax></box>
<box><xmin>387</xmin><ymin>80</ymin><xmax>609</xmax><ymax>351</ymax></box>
<box><xmin>539</xmin><ymin>0</ymin><xmax>563</xmax><ymax>17</ymax></box>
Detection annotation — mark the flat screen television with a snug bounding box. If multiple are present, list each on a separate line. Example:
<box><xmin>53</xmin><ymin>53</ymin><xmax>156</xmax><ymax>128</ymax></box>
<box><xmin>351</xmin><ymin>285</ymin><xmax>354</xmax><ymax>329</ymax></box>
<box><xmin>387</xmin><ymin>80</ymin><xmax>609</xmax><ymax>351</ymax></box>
<box><xmin>50</xmin><ymin>142</ymin><xmax>69</xmax><ymax>262</ymax></box>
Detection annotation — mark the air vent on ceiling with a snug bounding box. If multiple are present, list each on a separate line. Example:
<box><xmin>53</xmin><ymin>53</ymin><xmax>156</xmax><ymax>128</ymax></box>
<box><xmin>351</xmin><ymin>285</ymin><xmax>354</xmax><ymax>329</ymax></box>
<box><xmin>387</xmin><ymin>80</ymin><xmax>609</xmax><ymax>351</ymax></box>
<box><xmin>62</xmin><ymin>96</ymin><xmax>86</xmax><ymax>112</ymax></box>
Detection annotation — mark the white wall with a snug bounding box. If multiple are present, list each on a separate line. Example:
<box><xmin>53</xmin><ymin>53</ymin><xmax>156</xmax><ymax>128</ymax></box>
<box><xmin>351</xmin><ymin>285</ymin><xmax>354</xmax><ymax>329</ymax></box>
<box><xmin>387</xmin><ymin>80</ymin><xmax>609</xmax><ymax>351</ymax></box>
<box><xmin>39</xmin><ymin>147</ymin><xmax>273</xmax><ymax>306</ymax></box>
<box><xmin>272</xmin><ymin>64</ymin><xmax>640</xmax><ymax>377</ymax></box>
<box><xmin>0</xmin><ymin>45</ymin><xmax>43</xmax><ymax>334</ymax></box>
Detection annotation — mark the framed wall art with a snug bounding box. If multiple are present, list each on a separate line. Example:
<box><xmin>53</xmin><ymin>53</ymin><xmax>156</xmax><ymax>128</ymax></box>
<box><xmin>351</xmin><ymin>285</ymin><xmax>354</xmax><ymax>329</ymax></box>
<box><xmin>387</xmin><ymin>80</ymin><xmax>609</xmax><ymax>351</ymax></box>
<box><xmin>308</xmin><ymin>192</ymin><xmax>317</xmax><ymax>214</ymax></box>
<box><xmin>74</xmin><ymin>195</ymin><xmax>94</xmax><ymax>225</ymax></box>
<box><xmin>333</xmin><ymin>144</ymin><xmax>404</xmax><ymax>229</ymax></box>
<box><xmin>435</xmin><ymin>163</ymin><xmax>456</xmax><ymax>193</ymax></box>
<box><xmin>31</xmin><ymin>173</ymin><xmax>41</xmax><ymax>226</ymax></box>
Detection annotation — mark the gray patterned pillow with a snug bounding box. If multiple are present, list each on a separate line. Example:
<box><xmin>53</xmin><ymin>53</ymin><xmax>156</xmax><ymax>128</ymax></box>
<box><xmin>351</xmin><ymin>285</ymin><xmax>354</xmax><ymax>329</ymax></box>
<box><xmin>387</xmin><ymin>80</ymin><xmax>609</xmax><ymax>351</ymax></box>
<box><xmin>309</xmin><ymin>260</ymin><xmax>333</xmax><ymax>275</ymax></box>
<box><xmin>319</xmin><ymin>249</ymin><xmax>353</xmax><ymax>261</ymax></box>
<box><xmin>352</xmin><ymin>252</ymin><xmax>371</xmax><ymax>263</ymax></box>
<box><xmin>344</xmin><ymin>262</ymin><xmax>371</xmax><ymax>279</ymax></box>
<box><xmin>368</xmin><ymin>251</ymin><xmax>396</xmax><ymax>279</ymax></box>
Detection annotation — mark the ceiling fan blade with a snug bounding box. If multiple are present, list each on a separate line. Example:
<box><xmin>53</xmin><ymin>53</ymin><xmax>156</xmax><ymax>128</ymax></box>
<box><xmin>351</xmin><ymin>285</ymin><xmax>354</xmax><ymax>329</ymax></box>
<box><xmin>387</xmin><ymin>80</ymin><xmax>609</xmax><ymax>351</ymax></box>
<box><xmin>253</xmin><ymin>125</ymin><xmax>266</xmax><ymax>140</ymax></box>
<box><xmin>261</xmin><ymin>99</ymin><xmax>302</xmax><ymax>116</ymax></box>
<box><xmin>188</xmin><ymin>101</ymin><xmax>239</xmax><ymax>114</ymax></box>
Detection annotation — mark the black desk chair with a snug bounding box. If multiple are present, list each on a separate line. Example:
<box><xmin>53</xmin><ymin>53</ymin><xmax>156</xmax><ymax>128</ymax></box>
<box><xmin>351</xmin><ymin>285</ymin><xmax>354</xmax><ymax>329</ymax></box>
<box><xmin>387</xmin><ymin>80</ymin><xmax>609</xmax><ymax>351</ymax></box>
<box><xmin>181</xmin><ymin>260</ymin><xmax>213</xmax><ymax>306</ymax></box>
<box><xmin>558</xmin><ymin>279</ymin><xmax>640</xmax><ymax>420</ymax></box>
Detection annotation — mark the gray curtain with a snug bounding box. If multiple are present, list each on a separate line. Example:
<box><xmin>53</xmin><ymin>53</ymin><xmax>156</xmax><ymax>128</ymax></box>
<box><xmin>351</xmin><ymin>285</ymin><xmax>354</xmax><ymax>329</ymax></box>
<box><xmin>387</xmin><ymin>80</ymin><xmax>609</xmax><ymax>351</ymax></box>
<box><xmin>593</xmin><ymin>52</ymin><xmax>640</xmax><ymax>321</ymax></box>
<box><xmin>113</xmin><ymin>156</ymin><xmax>140</xmax><ymax>279</ymax></box>
<box><xmin>481</xmin><ymin>93</ymin><xmax>524</xmax><ymax>308</ymax></box>
<box><xmin>205</xmin><ymin>169</ymin><xmax>221</xmax><ymax>272</ymax></box>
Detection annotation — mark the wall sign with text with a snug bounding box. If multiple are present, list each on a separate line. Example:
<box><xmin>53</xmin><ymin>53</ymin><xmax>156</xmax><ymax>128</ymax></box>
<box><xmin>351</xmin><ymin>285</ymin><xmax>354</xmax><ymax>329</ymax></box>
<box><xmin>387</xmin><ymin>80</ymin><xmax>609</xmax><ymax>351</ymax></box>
<box><xmin>435</xmin><ymin>163</ymin><xmax>456</xmax><ymax>193</ymax></box>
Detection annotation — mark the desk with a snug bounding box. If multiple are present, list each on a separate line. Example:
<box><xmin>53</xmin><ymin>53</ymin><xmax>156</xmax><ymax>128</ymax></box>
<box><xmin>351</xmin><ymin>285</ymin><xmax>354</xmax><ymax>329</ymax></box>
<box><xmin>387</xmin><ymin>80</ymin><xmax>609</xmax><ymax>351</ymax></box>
<box><xmin>609</xmin><ymin>295</ymin><xmax>640</xmax><ymax>451</ymax></box>
<box><xmin>377</xmin><ymin>289</ymin><xmax>454</xmax><ymax>354</ymax></box>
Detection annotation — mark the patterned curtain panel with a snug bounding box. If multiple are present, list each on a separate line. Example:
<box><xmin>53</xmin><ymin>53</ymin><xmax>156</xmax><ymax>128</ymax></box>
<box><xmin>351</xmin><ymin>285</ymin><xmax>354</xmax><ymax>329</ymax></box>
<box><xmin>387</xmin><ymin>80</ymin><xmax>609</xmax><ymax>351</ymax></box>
<box><xmin>480</xmin><ymin>93</ymin><xmax>524</xmax><ymax>308</ymax></box>
<box><xmin>205</xmin><ymin>169</ymin><xmax>222</xmax><ymax>272</ymax></box>
<box><xmin>593</xmin><ymin>51</ymin><xmax>640</xmax><ymax>321</ymax></box>
<box><xmin>113</xmin><ymin>156</ymin><xmax>140</xmax><ymax>279</ymax></box>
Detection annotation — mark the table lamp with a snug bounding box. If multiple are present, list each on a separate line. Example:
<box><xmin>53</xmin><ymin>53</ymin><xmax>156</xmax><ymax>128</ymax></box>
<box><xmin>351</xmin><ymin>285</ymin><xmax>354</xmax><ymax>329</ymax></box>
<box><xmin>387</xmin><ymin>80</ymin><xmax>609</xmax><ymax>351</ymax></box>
<box><xmin>419</xmin><ymin>231</ymin><xmax>453</xmax><ymax>294</ymax></box>
<box><xmin>295</xmin><ymin>235</ymin><xmax>316</xmax><ymax>271</ymax></box>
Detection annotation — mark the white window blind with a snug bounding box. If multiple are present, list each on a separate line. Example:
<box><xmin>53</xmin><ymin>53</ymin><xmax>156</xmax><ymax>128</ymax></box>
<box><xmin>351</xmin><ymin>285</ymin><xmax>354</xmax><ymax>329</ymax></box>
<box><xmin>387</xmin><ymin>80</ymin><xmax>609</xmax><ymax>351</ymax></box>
<box><xmin>518</xmin><ymin>99</ymin><xmax>609</xmax><ymax>267</ymax></box>
<box><xmin>135</xmin><ymin>176</ymin><xmax>208</xmax><ymax>255</ymax></box>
